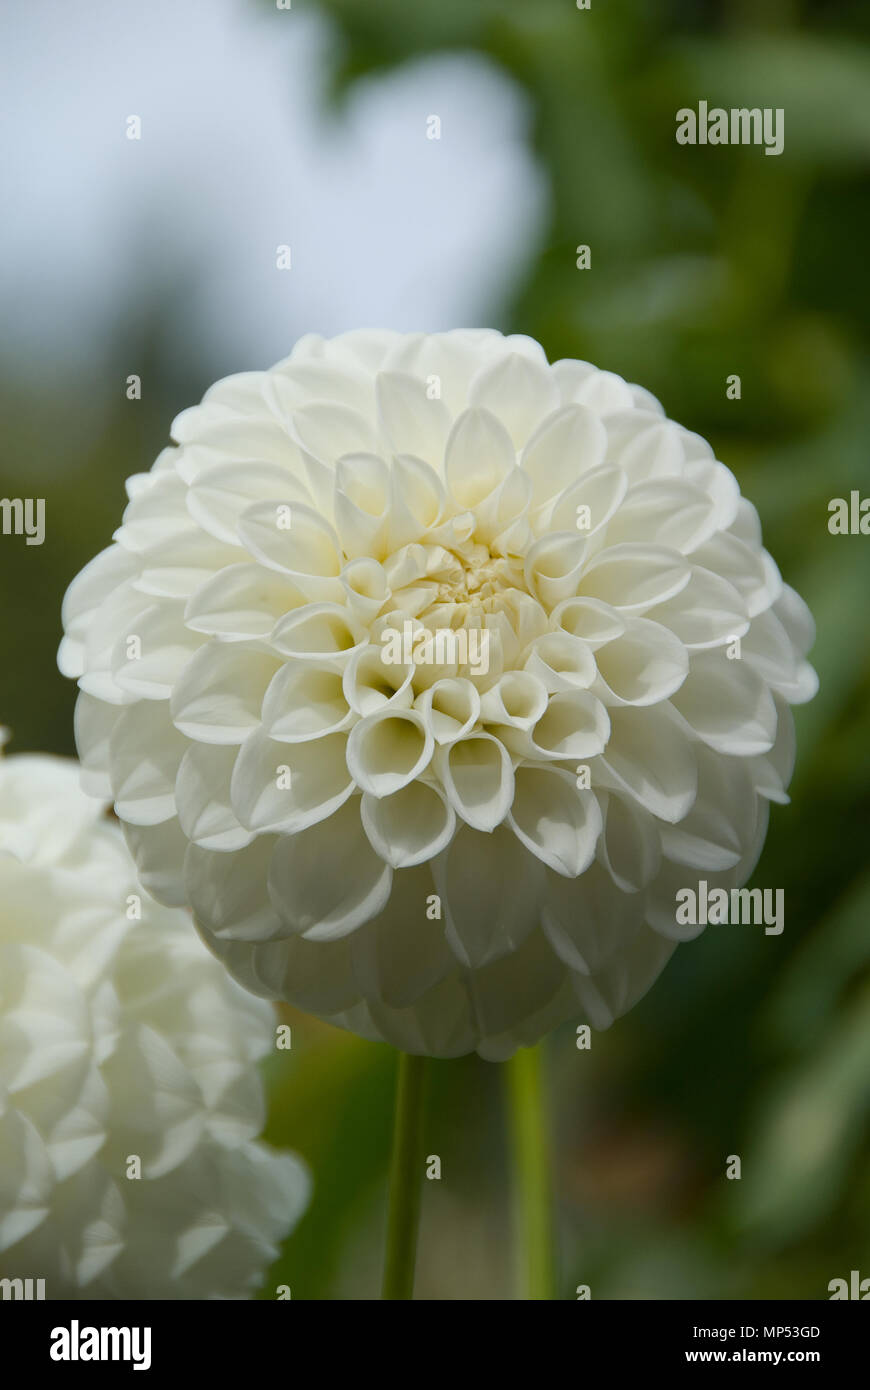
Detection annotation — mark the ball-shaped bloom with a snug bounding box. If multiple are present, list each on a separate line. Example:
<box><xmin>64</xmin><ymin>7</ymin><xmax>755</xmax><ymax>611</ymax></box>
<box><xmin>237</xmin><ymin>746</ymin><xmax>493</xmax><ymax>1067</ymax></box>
<box><xmin>59</xmin><ymin>331</ymin><xmax>817</xmax><ymax>1061</ymax></box>
<box><xmin>0</xmin><ymin>739</ymin><xmax>308</xmax><ymax>1298</ymax></box>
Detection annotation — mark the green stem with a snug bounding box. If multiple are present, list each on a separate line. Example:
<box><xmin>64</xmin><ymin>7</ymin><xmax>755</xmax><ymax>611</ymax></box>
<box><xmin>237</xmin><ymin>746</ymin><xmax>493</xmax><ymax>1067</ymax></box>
<box><xmin>506</xmin><ymin>1043</ymin><xmax>556</xmax><ymax>1300</ymax></box>
<box><xmin>382</xmin><ymin>1050</ymin><xmax>427</xmax><ymax>1299</ymax></box>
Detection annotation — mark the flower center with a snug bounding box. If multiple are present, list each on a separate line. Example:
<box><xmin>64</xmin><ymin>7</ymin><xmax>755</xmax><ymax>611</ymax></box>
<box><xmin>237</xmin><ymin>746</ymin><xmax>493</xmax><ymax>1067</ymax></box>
<box><xmin>430</xmin><ymin>543</ymin><xmax>525</xmax><ymax>615</ymax></box>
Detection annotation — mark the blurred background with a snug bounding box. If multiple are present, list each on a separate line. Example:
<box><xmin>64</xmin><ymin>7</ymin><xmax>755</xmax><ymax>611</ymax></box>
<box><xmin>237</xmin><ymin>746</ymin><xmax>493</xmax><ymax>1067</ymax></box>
<box><xmin>1</xmin><ymin>0</ymin><xmax>869</xmax><ymax>1299</ymax></box>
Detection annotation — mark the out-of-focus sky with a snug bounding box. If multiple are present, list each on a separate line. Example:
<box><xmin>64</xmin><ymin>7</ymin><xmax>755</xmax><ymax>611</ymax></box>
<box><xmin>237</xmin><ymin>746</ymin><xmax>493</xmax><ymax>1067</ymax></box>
<box><xmin>0</xmin><ymin>0</ymin><xmax>546</xmax><ymax>383</ymax></box>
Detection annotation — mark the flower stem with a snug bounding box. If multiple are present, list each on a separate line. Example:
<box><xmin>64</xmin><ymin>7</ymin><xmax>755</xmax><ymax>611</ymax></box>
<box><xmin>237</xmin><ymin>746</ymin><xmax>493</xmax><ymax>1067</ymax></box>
<box><xmin>506</xmin><ymin>1042</ymin><xmax>556</xmax><ymax>1300</ymax></box>
<box><xmin>382</xmin><ymin>1050</ymin><xmax>428</xmax><ymax>1300</ymax></box>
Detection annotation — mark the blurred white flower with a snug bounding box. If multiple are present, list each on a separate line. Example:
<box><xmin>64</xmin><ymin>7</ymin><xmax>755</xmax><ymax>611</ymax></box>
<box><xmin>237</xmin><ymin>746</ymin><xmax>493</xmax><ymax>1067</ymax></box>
<box><xmin>59</xmin><ymin>330</ymin><xmax>817</xmax><ymax>1060</ymax></box>
<box><xmin>0</xmin><ymin>741</ymin><xmax>308</xmax><ymax>1298</ymax></box>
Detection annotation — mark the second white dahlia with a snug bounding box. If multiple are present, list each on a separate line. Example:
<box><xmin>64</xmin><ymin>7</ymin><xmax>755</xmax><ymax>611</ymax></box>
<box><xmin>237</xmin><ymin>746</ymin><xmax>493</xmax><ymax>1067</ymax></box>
<box><xmin>59</xmin><ymin>330</ymin><xmax>817</xmax><ymax>1059</ymax></box>
<box><xmin>0</xmin><ymin>740</ymin><xmax>309</xmax><ymax>1298</ymax></box>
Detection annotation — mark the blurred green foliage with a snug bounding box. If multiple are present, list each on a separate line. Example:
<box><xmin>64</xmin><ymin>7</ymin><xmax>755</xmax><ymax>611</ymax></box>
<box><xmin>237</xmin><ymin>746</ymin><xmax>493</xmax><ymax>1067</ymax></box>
<box><xmin>2</xmin><ymin>0</ymin><xmax>868</xmax><ymax>1299</ymax></box>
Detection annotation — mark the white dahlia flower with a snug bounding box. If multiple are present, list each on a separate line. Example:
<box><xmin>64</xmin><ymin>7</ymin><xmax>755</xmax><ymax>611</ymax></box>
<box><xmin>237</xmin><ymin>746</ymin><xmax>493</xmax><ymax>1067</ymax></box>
<box><xmin>0</xmin><ymin>739</ymin><xmax>309</xmax><ymax>1298</ymax></box>
<box><xmin>59</xmin><ymin>330</ymin><xmax>817</xmax><ymax>1061</ymax></box>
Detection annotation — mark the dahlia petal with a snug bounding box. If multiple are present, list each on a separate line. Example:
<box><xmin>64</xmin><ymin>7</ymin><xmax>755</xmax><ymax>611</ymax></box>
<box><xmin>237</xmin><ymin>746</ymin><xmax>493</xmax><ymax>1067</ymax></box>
<box><xmin>604</xmin><ymin>412</ymin><xmax>686</xmax><ymax>479</ymax></box>
<box><xmin>112</xmin><ymin>471</ymin><xmax>193</xmax><ymax>552</ymax></box>
<box><xmin>659</xmin><ymin>744</ymin><xmax>756</xmax><ymax>871</ymax></box>
<box><xmin>230</xmin><ymin>729</ymin><xmax>353</xmax><ymax>833</ymax></box>
<box><xmin>414</xmin><ymin>678</ymin><xmax>481</xmax><ymax>744</ymax></box>
<box><xmin>444</xmin><ymin>407</ymin><xmax>515</xmax><ymax>509</ymax></box>
<box><xmin>644</xmin><ymin>564</ymin><xmax>748</xmax><ymax>650</ymax></box>
<box><xmin>112</xmin><ymin>603</ymin><xmax>207</xmax><ymax>700</ymax></box>
<box><xmin>577</xmin><ymin>542</ymin><xmax>691</xmax><ymax>611</ymax></box>
<box><xmin>270</xmin><ymin>602</ymin><xmax>368</xmax><ymax>665</ymax></box>
<box><xmin>187</xmin><ymin>460</ymin><xmax>313</xmax><ymax>547</ymax></box>
<box><xmin>749</xmin><ymin>695</ymin><xmax>796</xmax><ymax>804</ymax></box>
<box><xmin>593</xmin><ymin>616</ymin><xmax>689</xmax><ymax>706</ymax></box>
<box><xmin>596</xmin><ymin>791</ymin><xmax>662</xmax><ymax>891</ymax></box>
<box><xmin>186</xmin><ymin>836</ymin><xmax>285</xmax><ymax>943</ymax></box>
<box><xmin>333</xmin><ymin>452</ymin><xmax>391</xmax><ymax>559</ymax></box>
<box><xmin>268</xmin><ymin>799</ymin><xmax>392</xmax><ymax>941</ymax></box>
<box><xmin>468</xmin><ymin>352</ymin><xmax>559</xmax><ymax>446</ymax></box>
<box><xmin>541</xmin><ymin>463</ymin><xmax>628</xmax><ymax>537</ymax></box>
<box><xmin>435</xmin><ymin>731</ymin><xmax>514</xmax><ymax>831</ymax></box>
<box><xmin>508</xmin><ymin>766</ymin><xmax>602</xmax><ymax>877</ymax></box>
<box><xmin>526</xmin><ymin>689</ymin><xmax>610</xmax><ymax>761</ymax></box>
<box><xmin>262</xmin><ymin>662</ymin><xmax>352</xmax><ymax>742</ymax></box>
<box><xmin>600</xmin><ymin>704</ymin><xmax>697</xmax><ymax>823</ymax></box>
<box><xmin>773</xmin><ymin>582</ymin><xmax>816</xmax><ymax>657</ymax></box>
<box><xmin>109</xmin><ymin>704</ymin><xmax>188</xmax><ymax>825</ymax></box>
<box><xmin>670</xmin><ymin>651</ymin><xmax>777</xmax><ymax>756</ymax></box>
<box><xmin>350</xmin><ymin>864</ymin><xmax>455</xmax><ymax>1007</ymax></box>
<box><xmin>342</xmin><ymin>643</ymin><xmax>414</xmax><ymax>717</ymax></box>
<box><xmin>184</xmin><ymin>562</ymin><xmax>308</xmax><ymax>640</ymax></box>
<box><xmin>288</xmin><ymin>402</ymin><xmax>378</xmax><ymax>465</ymax></box>
<box><xmin>237</xmin><ymin>500</ymin><xmax>342</xmax><ymax>598</ymax></box>
<box><xmin>461</xmin><ymin>922</ymin><xmax>563</xmax><ymax>1031</ymax></box>
<box><xmin>175</xmin><ymin>744</ymin><xmax>254</xmax><ymax>852</ymax></box>
<box><xmin>122</xmin><ymin>817</ymin><xmax>190</xmax><ymax>907</ymax></box>
<box><xmin>434</xmin><ymin>825</ymin><xmax>545</xmax><ymax>967</ymax></box>
<box><xmin>479</xmin><ymin>670</ymin><xmax>548</xmax><ymax>729</ymax></box>
<box><xmin>691</xmin><ymin>531</ymin><xmax>773</xmax><ymax>619</ymax></box>
<box><xmin>524</xmin><ymin>531</ymin><xmax>588</xmax><ymax>607</ymax></box>
<box><xmin>542</xmin><ymin>860</ymin><xmax>644</xmax><ymax>975</ymax></box>
<box><xmin>266</xmin><ymin>360</ymin><xmax>374</xmax><ymax>419</ymax></box>
<box><xmin>171</xmin><ymin>642</ymin><xmax>282</xmax><ymax>744</ymax></box>
<box><xmin>346</xmin><ymin>708</ymin><xmax>434</xmax><ymax>797</ymax></box>
<box><xmin>605</xmin><ymin>479</ymin><xmax>717</xmax><ymax>553</ymax></box>
<box><xmin>375</xmin><ymin>371</ymin><xmax>451</xmax><ymax>463</ymax></box>
<box><xmin>360</xmin><ymin>781</ymin><xmax>455</xmax><ymax>867</ymax></box>
<box><xmin>520</xmin><ymin>404</ymin><xmax>607</xmax><ymax>504</ymax></box>
<box><xmin>74</xmin><ymin>693</ymin><xmax>123</xmax><ymax>798</ymax></box>
<box><xmin>340</xmin><ymin>556</ymin><xmax>391</xmax><ymax>622</ymax></box>
<box><xmin>574</xmin><ymin>369</ymin><xmax>635</xmax><ymax>415</ymax></box>
<box><xmin>522</xmin><ymin>631</ymin><xmax>597</xmax><ymax>693</ymax></box>
<box><xmin>134</xmin><ymin>529</ymin><xmax>247</xmax><ymax>600</ymax></box>
<box><xmin>551</xmin><ymin>596</ymin><xmax>626</xmax><ymax>648</ymax></box>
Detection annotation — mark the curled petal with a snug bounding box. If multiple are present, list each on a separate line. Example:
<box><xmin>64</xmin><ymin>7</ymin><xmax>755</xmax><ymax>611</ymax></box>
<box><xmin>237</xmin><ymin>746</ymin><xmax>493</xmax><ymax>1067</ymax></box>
<box><xmin>434</xmin><ymin>731</ymin><xmax>514</xmax><ymax>831</ymax></box>
<box><xmin>592</xmin><ymin>617</ymin><xmax>688</xmax><ymax>707</ymax></box>
<box><xmin>361</xmin><ymin>781</ymin><xmax>455</xmax><ymax>867</ymax></box>
<box><xmin>522</xmin><ymin>632</ymin><xmax>597</xmax><ymax>694</ymax></box>
<box><xmin>346</xmin><ymin>709</ymin><xmax>434</xmax><ymax>798</ymax></box>
<box><xmin>479</xmin><ymin>671</ymin><xmax>548</xmax><ymax>730</ymax></box>
<box><xmin>271</xmin><ymin>602</ymin><xmax>368</xmax><ymax>666</ymax></box>
<box><xmin>414</xmin><ymin>678</ymin><xmax>481</xmax><ymax>744</ymax></box>
<box><xmin>262</xmin><ymin>663</ymin><xmax>352</xmax><ymax>742</ymax></box>
<box><xmin>526</xmin><ymin>690</ymin><xmax>610</xmax><ymax>762</ymax></box>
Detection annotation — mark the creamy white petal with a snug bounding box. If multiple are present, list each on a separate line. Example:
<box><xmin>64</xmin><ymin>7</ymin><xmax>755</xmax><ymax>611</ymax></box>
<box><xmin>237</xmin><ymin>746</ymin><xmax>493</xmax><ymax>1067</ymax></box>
<box><xmin>268</xmin><ymin>799</ymin><xmax>392</xmax><ymax>941</ymax></box>
<box><xmin>346</xmin><ymin>708</ymin><xmax>434</xmax><ymax>797</ymax></box>
<box><xmin>600</xmin><ymin>704</ymin><xmax>697</xmax><ymax>823</ymax></box>
<box><xmin>361</xmin><ymin>781</ymin><xmax>455</xmax><ymax>867</ymax></box>
<box><xmin>508</xmin><ymin>766</ymin><xmax>602</xmax><ymax>877</ymax></box>
<box><xmin>434</xmin><ymin>731</ymin><xmax>514</xmax><ymax>831</ymax></box>
<box><xmin>231</xmin><ymin>728</ymin><xmax>354</xmax><ymax>833</ymax></box>
<box><xmin>171</xmin><ymin>642</ymin><xmax>282</xmax><ymax>744</ymax></box>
